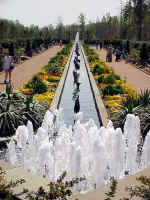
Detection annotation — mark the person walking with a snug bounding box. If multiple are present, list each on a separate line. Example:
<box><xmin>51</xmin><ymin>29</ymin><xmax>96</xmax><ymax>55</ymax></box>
<box><xmin>3</xmin><ymin>52</ymin><xmax>14</xmax><ymax>83</ymax></box>
<box><xmin>106</xmin><ymin>45</ymin><xmax>112</xmax><ymax>62</ymax></box>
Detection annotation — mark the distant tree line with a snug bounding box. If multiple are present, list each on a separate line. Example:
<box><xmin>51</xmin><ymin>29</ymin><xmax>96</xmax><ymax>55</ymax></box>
<box><xmin>1</xmin><ymin>0</ymin><xmax>150</xmax><ymax>45</ymax></box>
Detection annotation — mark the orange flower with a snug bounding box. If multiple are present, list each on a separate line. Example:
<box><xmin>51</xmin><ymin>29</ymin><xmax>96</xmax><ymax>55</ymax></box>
<box><xmin>22</xmin><ymin>88</ymin><xmax>33</xmax><ymax>95</ymax></box>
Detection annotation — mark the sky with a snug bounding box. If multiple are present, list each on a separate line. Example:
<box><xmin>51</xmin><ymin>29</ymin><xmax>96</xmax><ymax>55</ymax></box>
<box><xmin>0</xmin><ymin>0</ymin><xmax>123</xmax><ymax>27</ymax></box>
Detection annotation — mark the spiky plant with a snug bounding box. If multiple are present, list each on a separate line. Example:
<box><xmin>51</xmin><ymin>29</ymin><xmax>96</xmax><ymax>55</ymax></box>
<box><xmin>0</xmin><ymin>88</ymin><xmax>26</xmax><ymax>137</ymax></box>
<box><xmin>112</xmin><ymin>96</ymin><xmax>141</xmax><ymax>131</ymax></box>
<box><xmin>138</xmin><ymin>89</ymin><xmax>150</xmax><ymax>106</ymax></box>
<box><xmin>0</xmin><ymin>86</ymin><xmax>47</xmax><ymax>137</ymax></box>
<box><xmin>21</xmin><ymin>96</ymin><xmax>47</xmax><ymax>131</ymax></box>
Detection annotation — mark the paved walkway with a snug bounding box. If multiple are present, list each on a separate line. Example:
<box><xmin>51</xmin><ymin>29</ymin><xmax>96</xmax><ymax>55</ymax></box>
<box><xmin>92</xmin><ymin>47</ymin><xmax>150</xmax><ymax>93</ymax></box>
<box><xmin>0</xmin><ymin>46</ymin><xmax>62</xmax><ymax>91</ymax></box>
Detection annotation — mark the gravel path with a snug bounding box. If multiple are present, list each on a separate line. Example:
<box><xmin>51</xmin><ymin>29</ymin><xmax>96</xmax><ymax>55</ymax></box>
<box><xmin>92</xmin><ymin>47</ymin><xmax>150</xmax><ymax>93</ymax></box>
<box><xmin>0</xmin><ymin>46</ymin><xmax>62</xmax><ymax>91</ymax></box>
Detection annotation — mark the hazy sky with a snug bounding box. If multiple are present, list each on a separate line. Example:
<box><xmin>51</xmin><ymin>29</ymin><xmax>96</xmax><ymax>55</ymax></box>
<box><xmin>0</xmin><ymin>0</ymin><xmax>122</xmax><ymax>27</ymax></box>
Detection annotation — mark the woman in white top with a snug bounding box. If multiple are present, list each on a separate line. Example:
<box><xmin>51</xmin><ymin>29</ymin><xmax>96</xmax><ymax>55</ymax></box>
<box><xmin>3</xmin><ymin>52</ymin><xmax>13</xmax><ymax>83</ymax></box>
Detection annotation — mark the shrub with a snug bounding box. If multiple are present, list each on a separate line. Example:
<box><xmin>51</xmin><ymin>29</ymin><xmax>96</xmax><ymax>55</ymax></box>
<box><xmin>102</xmin><ymin>84</ymin><xmax>115</xmax><ymax>96</ymax></box>
<box><xmin>88</xmin><ymin>55</ymin><xmax>99</xmax><ymax>63</ymax></box>
<box><xmin>0</xmin><ymin>167</ymin><xmax>25</xmax><ymax>199</ymax></box>
<box><xmin>140</xmin><ymin>43</ymin><xmax>149</xmax><ymax>60</ymax></box>
<box><xmin>102</xmin><ymin>84</ymin><xmax>124</xmax><ymax>96</ymax></box>
<box><xmin>113</xmin><ymin>74</ymin><xmax>121</xmax><ymax>80</ymax></box>
<box><xmin>104</xmin><ymin>74</ymin><xmax>116</xmax><ymax>84</ymax></box>
<box><xmin>98</xmin><ymin>74</ymin><xmax>105</xmax><ymax>83</ymax></box>
<box><xmin>114</xmin><ymin>85</ymin><xmax>124</xmax><ymax>94</ymax></box>
<box><xmin>93</xmin><ymin>64</ymin><xmax>106</xmax><ymax>75</ymax></box>
<box><xmin>26</xmin><ymin>76</ymin><xmax>48</xmax><ymax>94</ymax></box>
<box><xmin>130</xmin><ymin>48</ymin><xmax>140</xmax><ymax>61</ymax></box>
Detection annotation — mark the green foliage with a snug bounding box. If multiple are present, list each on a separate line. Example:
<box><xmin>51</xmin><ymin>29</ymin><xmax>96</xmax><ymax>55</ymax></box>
<box><xmin>44</xmin><ymin>44</ymin><xmax>72</xmax><ymax>76</ymax></box>
<box><xmin>105</xmin><ymin>177</ymin><xmax>118</xmax><ymax>199</ymax></box>
<box><xmin>25</xmin><ymin>171</ymin><xmax>85</xmax><ymax>200</ymax></box>
<box><xmin>26</xmin><ymin>76</ymin><xmax>48</xmax><ymax>94</ymax></box>
<box><xmin>139</xmin><ymin>89</ymin><xmax>150</xmax><ymax>106</ymax></box>
<box><xmin>140</xmin><ymin>43</ymin><xmax>149</xmax><ymax>60</ymax></box>
<box><xmin>114</xmin><ymin>85</ymin><xmax>124</xmax><ymax>94</ymax></box>
<box><xmin>112</xmin><ymin>96</ymin><xmax>140</xmax><ymax>130</ymax></box>
<box><xmin>102</xmin><ymin>85</ymin><xmax>115</xmax><ymax>96</ymax></box>
<box><xmin>106</xmin><ymin>176</ymin><xmax>150</xmax><ymax>200</ymax></box>
<box><xmin>98</xmin><ymin>74</ymin><xmax>105</xmax><ymax>83</ymax></box>
<box><xmin>88</xmin><ymin>55</ymin><xmax>99</xmax><ymax>63</ymax></box>
<box><xmin>102</xmin><ymin>84</ymin><xmax>124</xmax><ymax>96</ymax></box>
<box><xmin>0</xmin><ymin>87</ymin><xmax>47</xmax><ymax>137</ymax></box>
<box><xmin>126</xmin><ymin>176</ymin><xmax>150</xmax><ymax>199</ymax></box>
<box><xmin>112</xmin><ymin>90</ymin><xmax>150</xmax><ymax>137</ymax></box>
<box><xmin>0</xmin><ymin>167</ymin><xmax>25</xmax><ymax>200</ymax></box>
<box><xmin>130</xmin><ymin>48</ymin><xmax>140</xmax><ymax>63</ymax></box>
<box><xmin>104</xmin><ymin>74</ymin><xmax>116</xmax><ymax>84</ymax></box>
<box><xmin>44</xmin><ymin>64</ymin><xmax>62</xmax><ymax>75</ymax></box>
<box><xmin>93</xmin><ymin>64</ymin><xmax>106</xmax><ymax>75</ymax></box>
<box><xmin>113</xmin><ymin>74</ymin><xmax>121</xmax><ymax>80</ymax></box>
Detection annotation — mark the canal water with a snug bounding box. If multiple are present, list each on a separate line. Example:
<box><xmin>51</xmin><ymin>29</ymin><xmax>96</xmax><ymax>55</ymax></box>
<box><xmin>59</xmin><ymin>42</ymin><xmax>101</xmax><ymax>127</ymax></box>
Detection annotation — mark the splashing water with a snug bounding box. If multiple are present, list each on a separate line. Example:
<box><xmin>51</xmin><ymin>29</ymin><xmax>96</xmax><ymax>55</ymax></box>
<box><xmin>7</xmin><ymin>110</ymin><xmax>150</xmax><ymax>191</ymax></box>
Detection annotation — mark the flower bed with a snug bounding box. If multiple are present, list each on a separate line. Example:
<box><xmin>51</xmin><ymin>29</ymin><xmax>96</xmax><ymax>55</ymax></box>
<box><xmin>21</xmin><ymin>43</ymin><xmax>72</xmax><ymax>107</ymax></box>
<box><xmin>83</xmin><ymin>44</ymin><xmax>137</xmax><ymax>118</ymax></box>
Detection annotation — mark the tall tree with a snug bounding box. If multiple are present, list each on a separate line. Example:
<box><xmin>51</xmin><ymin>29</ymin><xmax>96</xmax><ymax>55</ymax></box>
<box><xmin>132</xmin><ymin>0</ymin><xmax>148</xmax><ymax>40</ymax></box>
<box><xmin>78</xmin><ymin>13</ymin><xmax>86</xmax><ymax>40</ymax></box>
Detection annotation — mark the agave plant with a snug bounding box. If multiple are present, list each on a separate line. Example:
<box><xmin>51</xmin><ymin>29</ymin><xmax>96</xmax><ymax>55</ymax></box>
<box><xmin>0</xmin><ymin>85</ymin><xmax>47</xmax><ymax>137</ymax></box>
<box><xmin>0</xmin><ymin>91</ymin><xmax>25</xmax><ymax>137</ymax></box>
<box><xmin>21</xmin><ymin>96</ymin><xmax>47</xmax><ymax>131</ymax></box>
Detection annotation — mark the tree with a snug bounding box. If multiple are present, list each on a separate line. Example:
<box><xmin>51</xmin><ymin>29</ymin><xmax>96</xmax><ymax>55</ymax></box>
<box><xmin>78</xmin><ymin>13</ymin><xmax>86</xmax><ymax>40</ymax></box>
<box><xmin>132</xmin><ymin>0</ymin><xmax>148</xmax><ymax>40</ymax></box>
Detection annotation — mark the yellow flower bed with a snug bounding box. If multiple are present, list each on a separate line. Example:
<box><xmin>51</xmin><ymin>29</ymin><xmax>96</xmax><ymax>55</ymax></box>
<box><xmin>21</xmin><ymin>44</ymin><xmax>72</xmax><ymax>108</ymax></box>
<box><xmin>105</xmin><ymin>99</ymin><xmax>122</xmax><ymax>108</ymax></box>
<box><xmin>84</xmin><ymin>45</ymin><xmax>138</xmax><ymax>118</ymax></box>
<box><xmin>121</xmin><ymin>83</ymin><xmax>137</xmax><ymax>98</ymax></box>
<box><xmin>49</xmin><ymin>76</ymin><xmax>61</xmax><ymax>81</ymax></box>
<box><xmin>104</xmin><ymin>95</ymin><xmax>123</xmax><ymax>101</ymax></box>
<box><xmin>94</xmin><ymin>75</ymin><xmax>100</xmax><ymax>80</ymax></box>
<box><xmin>33</xmin><ymin>92</ymin><xmax>55</xmax><ymax>102</ymax></box>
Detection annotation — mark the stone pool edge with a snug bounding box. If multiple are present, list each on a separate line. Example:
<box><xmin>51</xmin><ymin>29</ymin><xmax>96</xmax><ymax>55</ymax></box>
<box><xmin>81</xmin><ymin>46</ymin><xmax>109</xmax><ymax>127</ymax></box>
<box><xmin>50</xmin><ymin>44</ymin><xmax>74</xmax><ymax>109</ymax></box>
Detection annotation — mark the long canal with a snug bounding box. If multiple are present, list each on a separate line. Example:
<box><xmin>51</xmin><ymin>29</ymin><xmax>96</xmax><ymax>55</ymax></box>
<box><xmin>59</xmin><ymin>38</ymin><xmax>101</xmax><ymax>127</ymax></box>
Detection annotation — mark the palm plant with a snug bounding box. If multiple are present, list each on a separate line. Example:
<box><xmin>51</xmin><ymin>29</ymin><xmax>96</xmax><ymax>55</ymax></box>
<box><xmin>112</xmin><ymin>93</ymin><xmax>150</xmax><ymax>138</ymax></box>
<box><xmin>112</xmin><ymin>96</ymin><xmax>141</xmax><ymax>131</ymax></box>
<box><xmin>138</xmin><ymin>89</ymin><xmax>150</xmax><ymax>106</ymax></box>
